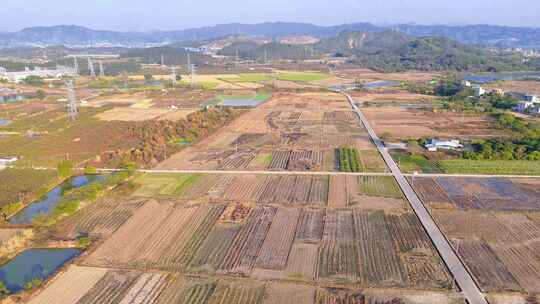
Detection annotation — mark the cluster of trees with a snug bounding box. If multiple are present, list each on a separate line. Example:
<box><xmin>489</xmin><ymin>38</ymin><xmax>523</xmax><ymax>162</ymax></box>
<box><xmin>431</xmin><ymin>77</ymin><xmax>520</xmax><ymax>113</ymax></box>
<box><xmin>463</xmin><ymin>114</ymin><xmax>540</xmax><ymax>161</ymax></box>
<box><xmin>99</xmin><ymin>108</ymin><xmax>237</xmax><ymax>167</ymax></box>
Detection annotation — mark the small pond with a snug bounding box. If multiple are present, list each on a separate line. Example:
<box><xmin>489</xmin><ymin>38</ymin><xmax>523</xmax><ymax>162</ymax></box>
<box><xmin>222</xmin><ymin>99</ymin><xmax>263</xmax><ymax>107</ymax></box>
<box><xmin>363</xmin><ymin>81</ymin><xmax>401</xmax><ymax>89</ymax></box>
<box><xmin>9</xmin><ymin>175</ymin><xmax>105</xmax><ymax>225</ymax></box>
<box><xmin>0</xmin><ymin>94</ymin><xmax>31</xmax><ymax>104</ymax></box>
<box><xmin>0</xmin><ymin>248</ymin><xmax>80</xmax><ymax>293</ymax></box>
<box><xmin>0</xmin><ymin>120</ymin><xmax>11</xmax><ymax>126</ymax></box>
<box><xmin>463</xmin><ymin>72</ymin><xmax>540</xmax><ymax>84</ymax></box>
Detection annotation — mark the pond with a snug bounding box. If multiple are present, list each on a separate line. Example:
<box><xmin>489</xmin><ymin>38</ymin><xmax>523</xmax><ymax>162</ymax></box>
<box><xmin>221</xmin><ymin>99</ymin><xmax>263</xmax><ymax>107</ymax></box>
<box><xmin>363</xmin><ymin>81</ymin><xmax>401</xmax><ymax>89</ymax></box>
<box><xmin>0</xmin><ymin>248</ymin><xmax>80</xmax><ymax>293</ymax></box>
<box><xmin>9</xmin><ymin>175</ymin><xmax>106</xmax><ymax>225</ymax></box>
<box><xmin>463</xmin><ymin>72</ymin><xmax>540</xmax><ymax>84</ymax></box>
<box><xmin>0</xmin><ymin>120</ymin><xmax>11</xmax><ymax>126</ymax></box>
<box><xmin>0</xmin><ymin>94</ymin><xmax>31</xmax><ymax>104</ymax></box>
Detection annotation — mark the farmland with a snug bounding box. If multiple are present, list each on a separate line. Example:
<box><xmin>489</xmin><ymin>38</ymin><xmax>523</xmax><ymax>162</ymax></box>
<box><xmin>362</xmin><ymin>107</ymin><xmax>503</xmax><ymax>141</ymax></box>
<box><xmin>28</xmin><ymin>264</ymin><xmax>463</xmax><ymax>304</ymax></box>
<box><xmin>412</xmin><ymin>176</ymin><xmax>540</xmax><ymax>294</ymax></box>
<box><xmin>7</xmin><ymin>68</ymin><xmax>480</xmax><ymax>304</ymax></box>
<box><xmin>77</xmin><ymin>176</ymin><xmax>451</xmax><ymax>293</ymax></box>
<box><xmin>157</xmin><ymin>92</ymin><xmax>387</xmax><ymax>172</ymax></box>
<box><xmin>130</xmin><ymin>173</ymin><xmax>411</xmax><ymax>209</ymax></box>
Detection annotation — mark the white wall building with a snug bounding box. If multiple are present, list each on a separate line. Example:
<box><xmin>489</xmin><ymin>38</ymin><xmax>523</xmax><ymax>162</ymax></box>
<box><xmin>0</xmin><ymin>66</ymin><xmax>77</xmax><ymax>83</ymax></box>
<box><xmin>425</xmin><ymin>139</ymin><xmax>463</xmax><ymax>152</ymax></box>
<box><xmin>474</xmin><ymin>86</ymin><xmax>486</xmax><ymax>97</ymax></box>
<box><xmin>515</xmin><ymin>101</ymin><xmax>536</xmax><ymax>113</ymax></box>
<box><xmin>525</xmin><ymin>95</ymin><xmax>539</xmax><ymax>103</ymax></box>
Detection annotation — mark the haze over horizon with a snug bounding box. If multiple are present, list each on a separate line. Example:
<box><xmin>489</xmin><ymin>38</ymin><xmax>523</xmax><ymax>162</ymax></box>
<box><xmin>2</xmin><ymin>0</ymin><xmax>539</xmax><ymax>32</ymax></box>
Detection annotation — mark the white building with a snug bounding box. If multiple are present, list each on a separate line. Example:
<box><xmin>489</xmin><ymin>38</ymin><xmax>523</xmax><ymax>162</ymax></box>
<box><xmin>514</xmin><ymin>101</ymin><xmax>536</xmax><ymax>113</ymax></box>
<box><xmin>0</xmin><ymin>66</ymin><xmax>77</xmax><ymax>83</ymax></box>
<box><xmin>461</xmin><ymin>80</ymin><xmax>472</xmax><ymax>87</ymax></box>
<box><xmin>425</xmin><ymin>139</ymin><xmax>463</xmax><ymax>152</ymax></box>
<box><xmin>513</xmin><ymin>95</ymin><xmax>540</xmax><ymax>113</ymax></box>
<box><xmin>0</xmin><ymin>157</ymin><xmax>18</xmax><ymax>169</ymax></box>
<box><xmin>474</xmin><ymin>86</ymin><xmax>486</xmax><ymax>97</ymax></box>
<box><xmin>525</xmin><ymin>95</ymin><xmax>539</xmax><ymax>103</ymax></box>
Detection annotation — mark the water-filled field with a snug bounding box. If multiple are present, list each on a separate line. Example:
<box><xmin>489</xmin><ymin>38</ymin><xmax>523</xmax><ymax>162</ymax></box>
<box><xmin>0</xmin><ymin>248</ymin><xmax>80</xmax><ymax>293</ymax></box>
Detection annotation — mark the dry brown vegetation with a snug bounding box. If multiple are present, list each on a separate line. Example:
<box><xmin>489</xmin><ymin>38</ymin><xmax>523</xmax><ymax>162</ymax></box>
<box><xmin>362</xmin><ymin>107</ymin><xmax>503</xmax><ymax>140</ymax></box>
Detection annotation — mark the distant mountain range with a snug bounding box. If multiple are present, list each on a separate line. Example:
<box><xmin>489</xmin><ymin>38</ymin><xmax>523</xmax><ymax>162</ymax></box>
<box><xmin>0</xmin><ymin>22</ymin><xmax>539</xmax><ymax>49</ymax></box>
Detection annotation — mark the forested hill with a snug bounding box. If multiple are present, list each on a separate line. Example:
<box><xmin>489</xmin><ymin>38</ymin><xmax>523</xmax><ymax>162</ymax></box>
<box><xmin>219</xmin><ymin>31</ymin><xmax>528</xmax><ymax>72</ymax></box>
<box><xmin>1</xmin><ymin>22</ymin><xmax>540</xmax><ymax>48</ymax></box>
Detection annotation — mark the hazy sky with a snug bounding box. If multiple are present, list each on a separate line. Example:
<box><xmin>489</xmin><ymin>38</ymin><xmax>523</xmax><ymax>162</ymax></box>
<box><xmin>2</xmin><ymin>0</ymin><xmax>539</xmax><ymax>32</ymax></box>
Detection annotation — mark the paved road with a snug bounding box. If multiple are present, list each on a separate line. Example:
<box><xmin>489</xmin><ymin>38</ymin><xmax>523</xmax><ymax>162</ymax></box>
<box><xmin>344</xmin><ymin>93</ymin><xmax>488</xmax><ymax>304</ymax></box>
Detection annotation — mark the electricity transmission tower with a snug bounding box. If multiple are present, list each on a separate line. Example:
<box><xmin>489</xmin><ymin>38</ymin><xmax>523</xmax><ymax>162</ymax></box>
<box><xmin>161</xmin><ymin>53</ymin><xmax>165</xmax><ymax>66</ymax></box>
<box><xmin>87</xmin><ymin>57</ymin><xmax>96</xmax><ymax>78</ymax></box>
<box><xmin>187</xmin><ymin>53</ymin><xmax>195</xmax><ymax>88</ymax></box>
<box><xmin>171</xmin><ymin>67</ymin><xmax>177</xmax><ymax>86</ymax></box>
<box><xmin>99</xmin><ymin>61</ymin><xmax>105</xmax><ymax>78</ymax></box>
<box><xmin>65</xmin><ymin>80</ymin><xmax>78</xmax><ymax>120</ymax></box>
<box><xmin>73</xmin><ymin>56</ymin><xmax>79</xmax><ymax>75</ymax></box>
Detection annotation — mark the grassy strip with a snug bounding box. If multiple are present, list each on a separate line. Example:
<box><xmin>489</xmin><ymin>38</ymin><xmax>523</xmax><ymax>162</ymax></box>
<box><xmin>0</xmin><ymin>169</ymin><xmax>58</xmax><ymax>209</ymax></box>
<box><xmin>358</xmin><ymin>176</ymin><xmax>403</xmax><ymax>198</ymax></box>
<box><xmin>392</xmin><ymin>152</ymin><xmax>443</xmax><ymax>174</ymax></box>
<box><xmin>337</xmin><ymin>147</ymin><xmax>363</xmax><ymax>172</ymax></box>
<box><xmin>439</xmin><ymin>159</ymin><xmax>540</xmax><ymax>175</ymax></box>
<box><xmin>220</xmin><ymin>74</ymin><xmax>274</xmax><ymax>83</ymax></box>
<box><xmin>277</xmin><ymin>72</ymin><xmax>330</xmax><ymax>82</ymax></box>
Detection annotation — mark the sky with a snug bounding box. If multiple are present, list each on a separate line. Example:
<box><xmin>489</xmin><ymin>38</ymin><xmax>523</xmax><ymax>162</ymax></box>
<box><xmin>1</xmin><ymin>0</ymin><xmax>539</xmax><ymax>32</ymax></box>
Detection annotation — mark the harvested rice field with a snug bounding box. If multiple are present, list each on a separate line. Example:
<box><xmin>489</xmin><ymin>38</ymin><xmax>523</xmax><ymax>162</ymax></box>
<box><xmin>29</xmin><ymin>266</ymin><xmax>464</xmax><ymax>304</ymax></box>
<box><xmin>156</xmin><ymin>92</ymin><xmax>386</xmax><ymax>172</ymax></box>
<box><xmin>96</xmin><ymin>107</ymin><xmax>197</xmax><ymax>121</ymax></box>
<box><xmin>362</xmin><ymin>107</ymin><xmax>504</xmax><ymax>140</ymax></box>
<box><xmin>77</xmin><ymin>179</ymin><xmax>450</xmax><ymax>291</ymax></box>
<box><xmin>130</xmin><ymin>173</ymin><xmax>408</xmax><ymax>210</ymax></box>
<box><xmin>412</xmin><ymin>176</ymin><xmax>540</xmax><ymax>294</ymax></box>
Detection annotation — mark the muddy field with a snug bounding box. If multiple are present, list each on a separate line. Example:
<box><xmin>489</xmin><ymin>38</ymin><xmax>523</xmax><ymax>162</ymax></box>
<box><xmin>157</xmin><ymin>92</ymin><xmax>387</xmax><ymax>172</ymax></box>
<box><xmin>413</xmin><ymin>176</ymin><xmax>540</xmax><ymax>294</ymax></box>
<box><xmin>362</xmin><ymin>107</ymin><xmax>504</xmax><ymax>140</ymax></box>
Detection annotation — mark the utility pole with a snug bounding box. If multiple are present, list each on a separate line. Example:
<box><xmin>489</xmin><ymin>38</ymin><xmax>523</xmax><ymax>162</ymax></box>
<box><xmin>99</xmin><ymin>61</ymin><xmax>105</xmax><ymax>78</ymax></box>
<box><xmin>264</xmin><ymin>49</ymin><xmax>268</xmax><ymax>65</ymax></box>
<box><xmin>235</xmin><ymin>50</ymin><xmax>239</xmax><ymax>68</ymax></box>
